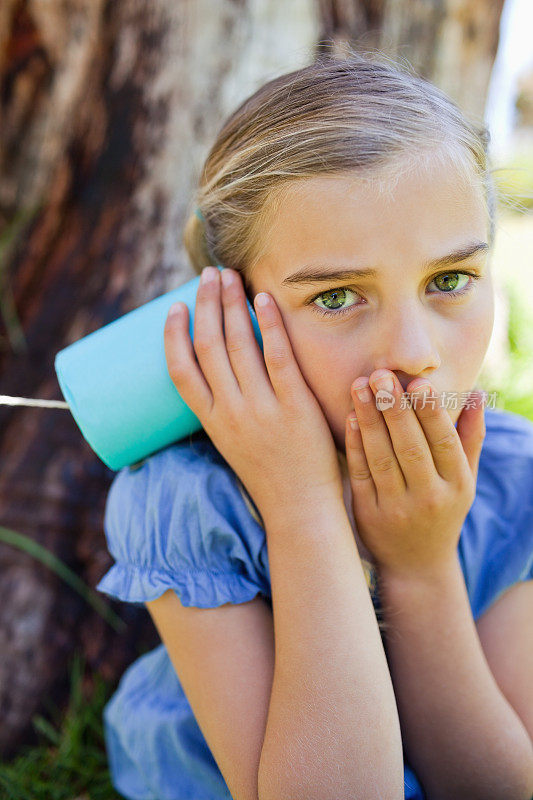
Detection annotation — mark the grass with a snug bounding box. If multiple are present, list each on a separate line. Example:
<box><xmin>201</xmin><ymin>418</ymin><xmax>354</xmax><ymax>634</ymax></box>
<box><xmin>496</xmin><ymin>276</ymin><xmax>533</xmax><ymax>421</ymax></box>
<box><xmin>0</xmin><ymin>525</ymin><xmax>126</xmax><ymax>799</ymax></box>
<box><xmin>478</xmin><ymin>241</ymin><xmax>533</xmax><ymax>423</ymax></box>
<box><xmin>0</xmin><ymin>204</ymin><xmax>41</xmax><ymax>356</ymax></box>
<box><xmin>0</xmin><ymin>653</ymin><xmax>120</xmax><ymax>800</ymax></box>
<box><xmin>475</xmin><ymin>136</ymin><xmax>533</xmax><ymax>423</ymax></box>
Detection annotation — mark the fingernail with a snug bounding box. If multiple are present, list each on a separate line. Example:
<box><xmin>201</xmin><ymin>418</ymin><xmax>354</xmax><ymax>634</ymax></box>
<box><xmin>373</xmin><ymin>374</ymin><xmax>394</xmax><ymax>394</ymax></box>
<box><xmin>221</xmin><ymin>268</ymin><xmax>235</xmax><ymax>288</ymax></box>
<box><xmin>201</xmin><ymin>266</ymin><xmax>217</xmax><ymax>284</ymax></box>
<box><xmin>413</xmin><ymin>382</ymin><xmax>431</xmax><ymax>394</ymax></box>
<box><xmin>168</xmin><ymin>302</ymin><xmax>184</xmax><ymax>317</ymax></box>
<box><xmin>353</xmin><ymin>379</ymin><xmax>371</xmax><ymax>403</ymax></box>
<box><xmin>349</xmin><ymin>414</ymin><xmax>359</xmax><ymax>431</ymax></box>
<box><xmin>255</xmin><ymin>293</ymin><xmax>270</xmax><ymax>308</ymax></box>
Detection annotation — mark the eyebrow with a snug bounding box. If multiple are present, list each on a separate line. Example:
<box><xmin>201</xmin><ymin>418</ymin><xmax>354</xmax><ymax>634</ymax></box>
<box><xmin>281</xmin><ymin>241</ymin><xmax>489</xmax><ymax>287</ymax></box>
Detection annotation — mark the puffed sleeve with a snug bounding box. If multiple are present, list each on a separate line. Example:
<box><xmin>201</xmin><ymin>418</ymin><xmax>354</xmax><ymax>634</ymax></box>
<box><xmin>459</xmin><ymin>407</ymin><xmax>533</xmax><ymax>621</ymax></box>
<box><xmin>95</xmin><ymin>434</ymin><xmax>271</xmax><ymax>608</ymax></box>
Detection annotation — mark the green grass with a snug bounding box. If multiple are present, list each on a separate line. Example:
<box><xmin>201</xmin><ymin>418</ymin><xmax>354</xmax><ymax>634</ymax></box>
<box><xmin>0</xmin><ymin>525</ymin><xmax>126</xmax><ymax>799</ymax></box>
<box><xmin>478</xmin><ymin>136</ymin><xmax>533</xmax><ymax>422</ymax></box>
<box><xmin>0</xmin><ymin>204</ymin><xmax>41</xmax><ymax>356</ymax></box>
<box><xmin>498</xmin><ymin>279</ymin><xmax>533</xmax><ymax>421</ymax></box>
<box><xmin>478</xmin><ymin>263</ymin><xmax>533</xmax><ymax>423</ymax></box>
<box><xmin>0</xmin><ymin>653</ymin><xmax>120</xmax><ymax>800</ymax></box>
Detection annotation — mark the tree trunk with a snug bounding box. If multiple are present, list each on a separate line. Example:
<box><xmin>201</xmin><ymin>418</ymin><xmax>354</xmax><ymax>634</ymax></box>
<box><xmin>0</xmin><ymin>0</ymin><xmax>505</xmax><ymax>757</ymax></box>
<box><xmin>318</xmin><ymin>0</ymin><xmax>505</xmax><ymax>121</ymax></box>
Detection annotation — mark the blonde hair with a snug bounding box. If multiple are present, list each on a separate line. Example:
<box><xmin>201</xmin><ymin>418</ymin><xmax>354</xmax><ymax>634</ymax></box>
<box><xmin>183</xmin><ymin>51</ymin><xmax>496</xmax><ymax>632</ymax></box>
<box><xmin>184</xmin><ymin>51</ymin><xmax>495</xmax><ymax>294</ymax></box>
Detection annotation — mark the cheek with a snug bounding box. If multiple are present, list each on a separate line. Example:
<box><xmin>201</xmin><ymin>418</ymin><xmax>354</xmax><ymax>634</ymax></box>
<box><xmin>295</xmin><ymin>341</ymin><xmax>356</xmax><ymax>395</ymax></box>
<box><xmin>458</xmin><ymin>289</ymin><xmax>495</xmax><ymax>365</ymax></box>
<box><xmin>283</xmin><ymin>315</ymin><xmax>351</xmax><ymax>381</ymax></box>
<box><xmin>291</xmin><ymin>339</ymin><xmax>361</xmax><ymax>450</ymax></box>
<box><xmin>286</xmin><ymin>325</ymin><xmax>360</xmax><ymax>409</ymax></box>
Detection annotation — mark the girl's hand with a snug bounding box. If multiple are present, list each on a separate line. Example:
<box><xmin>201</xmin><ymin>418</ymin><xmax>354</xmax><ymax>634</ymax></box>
<box><xmin>345</xmin><ymin>371</ymin><xmax>486</xmax><ymax>579</ymax></box>
<box><xmin>163</xmin><ymin>266</ymin><xmax>344</xmax><ymax>519</ymax></box>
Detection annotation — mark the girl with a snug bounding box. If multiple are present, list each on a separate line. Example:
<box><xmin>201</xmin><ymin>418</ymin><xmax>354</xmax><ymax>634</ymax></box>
<box><xmin>96</xmin><ymin>53</ymin><xmax>533</xmax><ymax>800</ymax></box>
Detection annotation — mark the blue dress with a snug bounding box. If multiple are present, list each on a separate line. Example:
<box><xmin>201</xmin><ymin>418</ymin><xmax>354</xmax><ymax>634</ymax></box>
<box><xmin>96</xmin><ymin>406</ymin><xmax>533</xmax><ymax>800</ymax></box>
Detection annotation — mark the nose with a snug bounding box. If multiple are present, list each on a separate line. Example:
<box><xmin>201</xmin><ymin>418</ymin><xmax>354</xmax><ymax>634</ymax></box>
<box><xmin>372</xmin><ymin>305</ymin><xmax>440</xmax><ymax>389</ymax></box>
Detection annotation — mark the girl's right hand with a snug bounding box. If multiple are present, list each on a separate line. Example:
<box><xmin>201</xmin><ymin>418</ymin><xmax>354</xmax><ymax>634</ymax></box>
<box><xmin>163</xmin><ymin>266</ymin><xmax>344</xmax><ymax>520</ymax></box>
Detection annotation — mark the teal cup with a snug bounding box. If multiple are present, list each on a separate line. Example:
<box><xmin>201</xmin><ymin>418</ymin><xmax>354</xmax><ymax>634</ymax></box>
<box><xmin>55</xmin><ymin>265</ymin><xmax>264</xmax><ymax>471</ymax></box>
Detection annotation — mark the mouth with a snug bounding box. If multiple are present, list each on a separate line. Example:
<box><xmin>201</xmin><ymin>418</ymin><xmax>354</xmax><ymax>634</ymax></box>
<box><xmin>394</xmin><ymin>374</ymin><xmax>423</xmax><ymax>393</ymax></box>
<box><xmin>397</xmin><ymin>379</ymin><xmax>411</xmax><ymax>393</ymax></box>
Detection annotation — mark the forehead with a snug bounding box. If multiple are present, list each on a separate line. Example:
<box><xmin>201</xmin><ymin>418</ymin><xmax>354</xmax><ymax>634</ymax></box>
<box><xmin>254</xmin><ymin>156</ymin><xmax>488</xmax><ymax>284</ymax></box>
<box><xmin>271</xmin><ymin>155</ymin><xmax>486</xmax><ymax>224</ymax></box>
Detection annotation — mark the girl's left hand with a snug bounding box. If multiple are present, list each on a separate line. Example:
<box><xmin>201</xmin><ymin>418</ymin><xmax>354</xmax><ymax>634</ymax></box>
<box><xmin>345</xmin><ymin>370</ymin><xmax>486</xmax><ymax>580</ymax></box>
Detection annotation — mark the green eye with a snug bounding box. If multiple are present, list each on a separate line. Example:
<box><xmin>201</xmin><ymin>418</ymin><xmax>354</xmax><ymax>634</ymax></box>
<box><xmin>307</xmin><ymin>270</ymin><xmax>481</xmax><ymax>319</ymax></box>
<box><xmin>430</xmin><ymin>272</ymin><xmax>469</xmax><ymax>293</ymax></box>
<box><xmin>311</xmin><ymin>287</ymin><xmax>358</xmax><ymax>317</ymax></box>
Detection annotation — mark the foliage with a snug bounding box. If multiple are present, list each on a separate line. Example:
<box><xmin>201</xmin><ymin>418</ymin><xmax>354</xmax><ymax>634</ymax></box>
<box><xmin>0</xmin><ymin>653</ymin><xmax>120</xmax><ymax>800</ymax></box>
<box><xmin>493</xmin><ymin>147</ymin><xmax>533</xmax><ymax>213</ymax></box>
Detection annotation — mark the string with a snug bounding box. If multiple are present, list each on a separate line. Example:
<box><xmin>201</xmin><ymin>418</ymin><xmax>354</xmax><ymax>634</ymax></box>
<box><xmin>0</xmin><ymin>395</ymin><xmax>69</xmax><ymax>409</ymax></box>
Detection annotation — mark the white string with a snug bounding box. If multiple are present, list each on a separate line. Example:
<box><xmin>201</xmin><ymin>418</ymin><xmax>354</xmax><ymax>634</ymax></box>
<box><xmin>0</xmin><ymin>395</ymin><xmax>69</xmax><ymax>409</ymax></box>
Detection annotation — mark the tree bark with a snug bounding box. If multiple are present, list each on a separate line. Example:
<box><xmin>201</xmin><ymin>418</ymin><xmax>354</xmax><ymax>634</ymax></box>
<box><xmin>0</xmin><ymin>0</ymin><xmax>504</xmax><ymax>758</ymax></box>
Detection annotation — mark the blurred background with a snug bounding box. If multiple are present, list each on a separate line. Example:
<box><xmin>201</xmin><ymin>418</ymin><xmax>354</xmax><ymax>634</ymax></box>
<box><xmin>481</xmin><ymin>0</ymin><xmax>533</xmax><ymax>418</ymax></box>
<box><xmin>0</xmin><ymin>1</ymin><xmax>531</xmax><ymax>797</ymax></box>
